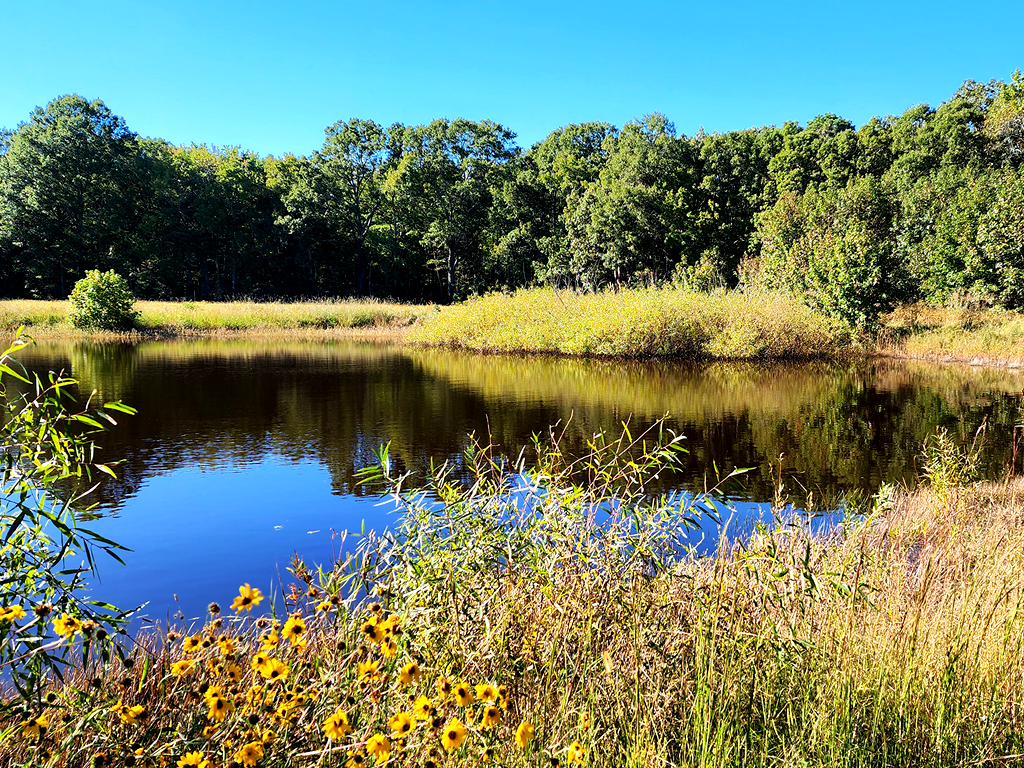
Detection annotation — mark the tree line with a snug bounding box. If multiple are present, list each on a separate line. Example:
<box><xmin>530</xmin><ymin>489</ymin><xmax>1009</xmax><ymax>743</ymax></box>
<box><xmin>1</xmin><ymin>72</ymin><xmax>1022</xmax><ymax>325</ymax></box>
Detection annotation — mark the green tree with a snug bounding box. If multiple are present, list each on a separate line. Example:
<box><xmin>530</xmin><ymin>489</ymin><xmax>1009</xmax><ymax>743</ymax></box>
<box><xmin>0</xmin><ymin>96</ymin><xmax>139</xmax><ymax>298</ymax></box>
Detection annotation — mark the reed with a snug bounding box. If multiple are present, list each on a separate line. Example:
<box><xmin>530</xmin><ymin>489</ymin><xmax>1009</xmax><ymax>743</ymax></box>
<box><xmin>411</xmin><ymin>287</ymin><xmax>852</xmax><ymax>360</ymax></box>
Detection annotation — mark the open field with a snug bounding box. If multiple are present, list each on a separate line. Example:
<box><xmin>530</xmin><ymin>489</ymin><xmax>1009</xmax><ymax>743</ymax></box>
<box><xmin>2</xmin><ymin>427</ymin><xmax>1023</xmax><ymax>767</ymax></box>
<box><xmin>0</xmin><ymin>299</ymin><xmax>431</xmax><ymax>339</ymax></box>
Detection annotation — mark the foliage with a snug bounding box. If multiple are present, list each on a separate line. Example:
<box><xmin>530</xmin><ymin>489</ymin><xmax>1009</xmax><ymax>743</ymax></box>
<box><xmin>0</xmin><ymin>332</ymin><xmax>135</xmax><ymax>706</ymax></box>
<box><xmin>67</xmin><ymin>270</ymin><xmax>138</xmax><ymax>330</ymax></box>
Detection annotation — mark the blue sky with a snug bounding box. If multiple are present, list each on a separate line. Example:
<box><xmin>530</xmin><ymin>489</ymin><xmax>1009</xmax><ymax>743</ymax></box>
<box><xmin>2</xmin><ymin>0</ymin><xmax>1022</xmax><ymax>156</ymax></box>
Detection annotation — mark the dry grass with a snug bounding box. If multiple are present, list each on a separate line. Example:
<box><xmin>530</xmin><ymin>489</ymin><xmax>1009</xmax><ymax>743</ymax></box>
<box><xmin>0</xmin><ymin>299</ymin><xmax>430</xmax><ymax>338</ymax></box>
<box><xmin>411</xmin><ymin>287</ymin><xmax>852</xmax><ymax>359</ymax></box>
<box><xmin>879</xmin><ymin>304</ymin><xmax>1024</xmax><ymax>367</ymax></box>
<box><xmin>2</xmin><ymin>427</ymin><xmax>1023</xmax><ymax>767</ymax></box>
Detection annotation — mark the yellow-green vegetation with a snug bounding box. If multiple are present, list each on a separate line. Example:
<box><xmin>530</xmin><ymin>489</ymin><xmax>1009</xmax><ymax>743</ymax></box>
<box><xmin>411</xmin><ymin>287</ymin><xmax>851</xmax><ymax>359</ymax></box>
<box><xmin>3</xmin><ymin>425</ymin><xmax>1024</xmax><ymax>767</ymax></box>
<box><xmin>880</xmin><ymin>304</ymin><xmax>1024</xmax><ymax>367</ymax></box>
<box><xmin>0</xmin><ymin>299</ymin><xmax>429</xmax><ymax>337</ymax></box>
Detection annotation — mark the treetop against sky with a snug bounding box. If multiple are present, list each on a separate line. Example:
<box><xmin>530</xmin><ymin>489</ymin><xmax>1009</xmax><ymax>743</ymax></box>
<box><xmin>2</xmin><ymin>0</ymin><xmax>1022</xmax><ymax>156</ymax></box>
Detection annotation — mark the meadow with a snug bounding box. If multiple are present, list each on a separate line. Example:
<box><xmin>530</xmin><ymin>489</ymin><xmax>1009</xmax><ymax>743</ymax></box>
<box><xmin>0</xmin><ymin>299</ymin><xmax>430</xmax><ymax>338</ymax></box>
<box><xmin>2</xmin><ymin>423</ymin><xmax>1023</xmax><ymax>767</ymax></box>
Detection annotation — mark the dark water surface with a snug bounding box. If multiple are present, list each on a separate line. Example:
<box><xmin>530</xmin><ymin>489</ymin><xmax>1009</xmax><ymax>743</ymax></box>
<box><xmin>11</xmin><ymin>339</ymin><xmax>1024</xmax><ymax>623</ymax></box>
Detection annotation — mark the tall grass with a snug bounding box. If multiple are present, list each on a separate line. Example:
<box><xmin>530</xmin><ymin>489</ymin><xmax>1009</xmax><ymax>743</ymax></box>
<box><xmin>3</xmin><ymin>422</ymin><xmax>1022</xmax><ymax>766</ymax></box>
<box><xmin>880</xmin><ymin>304</ymin><xmax>1024</xmax><ymax>367</ymax></box>
<box><xmin>0</xmin><ymin>299</ymin><xmax>430</xmax><ymax>337</ymax></box>
<box><xmin>411</xmin><ymin>287</ymin><xmax>852</xmax><ymax>359</ymax></box>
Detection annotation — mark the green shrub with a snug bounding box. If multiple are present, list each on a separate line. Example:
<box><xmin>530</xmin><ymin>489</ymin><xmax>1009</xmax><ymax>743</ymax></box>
<box><xmin>68</xmin><ymin>270</ymin><xmax>138</xmax><ymax>330</ymax></box>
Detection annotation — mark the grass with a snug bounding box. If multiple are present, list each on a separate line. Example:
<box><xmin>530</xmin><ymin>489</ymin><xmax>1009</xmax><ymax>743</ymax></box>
<box><xmin>879</xmin><ymin>304</ymin><xmax>1024</xmax><ymax>367</ymax></box>
<box><xmin>2</xmin><ymin>424</ymin><xmax>1023</xmax><ymax>767</ymax></box>
<box><xmin>0</xmin><ymin>299</ymin><xmax>431</xmax><ymax>338</ymax></box>
<box><xmin>411</xmin><ymin>287</ymin><xmax>852</xmax><ymax>359</ymax></box>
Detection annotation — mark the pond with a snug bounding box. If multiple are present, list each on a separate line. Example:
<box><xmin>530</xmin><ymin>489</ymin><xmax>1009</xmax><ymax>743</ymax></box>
<box><xmin>9</xmin><ymin>338</ymin><xmax>1024</xmax><ymax>624</ymax></box>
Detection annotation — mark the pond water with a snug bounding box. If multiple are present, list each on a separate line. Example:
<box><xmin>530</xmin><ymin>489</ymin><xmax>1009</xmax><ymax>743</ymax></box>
<box><xmin>9</xmin><ymin>339</ymin><xmax>1024</xmax><ymax>624</ymax></box>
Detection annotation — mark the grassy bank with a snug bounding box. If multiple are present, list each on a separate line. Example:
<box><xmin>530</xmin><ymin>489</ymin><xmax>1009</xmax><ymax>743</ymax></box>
<box><xmin>0</xmin><ymin>299</ymin><xmax>430</xmax><ymax>338</ymax></box>
<box><xmin>880</xmin><ymin>304</ymin><xmax>1024</xmax><ymax>367</ymax></box>
<box><xmin>3</xmin><ymin>428</ymin><xmax>1023</xmax><ymax>767</ymax></box>
<box><xmin>411</xmin><ymin>287</ymin><xmax>852</xmax><ymax>359</ymax></box>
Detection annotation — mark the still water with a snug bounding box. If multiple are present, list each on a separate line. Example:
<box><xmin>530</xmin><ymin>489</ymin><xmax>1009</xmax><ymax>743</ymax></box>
<box><xmin>11</xmin><ymin>339</ymin><xmax>1024</xmax><ymax>623</ymax></box>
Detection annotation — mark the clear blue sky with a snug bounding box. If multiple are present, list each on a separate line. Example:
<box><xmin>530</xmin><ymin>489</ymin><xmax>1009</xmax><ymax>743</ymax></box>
<box><xmin>3</xmin><ymin>0</ymin><xmax>1022</xmax><ymax>156</ymax></box>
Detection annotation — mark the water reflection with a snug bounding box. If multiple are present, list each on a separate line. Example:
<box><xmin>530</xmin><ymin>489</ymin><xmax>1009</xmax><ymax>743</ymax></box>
<box><xmin>8</xmin><ymin>339</ymin><xmax>1024</xmax><ymax>620</ymax></box>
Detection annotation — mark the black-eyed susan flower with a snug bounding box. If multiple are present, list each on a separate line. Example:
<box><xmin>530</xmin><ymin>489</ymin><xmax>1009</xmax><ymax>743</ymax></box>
<box><xmin>20</xmin><ymin>714</ymin><xmax>47</xmax><ymax>739</ymax></box>
<box><xmin>413</xmin><ymin>695</ymin><xmax>435</xmax><ymax>720</ymax></box>
<box><xmin>323</xmin><ymin>707</ymin><xmax>352</xmax><ymax>739</ymax></box>
<box><xmin>515</xmin><ymin>721</ymin><xmax>535</xmax><ymax>749</ymax></box>
<box><xmin>171</xmin><ymin>659</ymin><xmax>197</xmax><ymax>677</ymax></box>
<box><xmin>118</xmin><ymin>702</ymin><xmax>146</xmax><ymax>725</ymax></box>
<box><xmin>260</xmin><ymin>630</ymin><xmax>279</xmax><ymax>650</ymax></box>
<box><xmin>498</xmin><ymin>684</ymin><xmax>509</xmax><ymax>709</ymax></box>
<box><xmin>380</xmin><ymin>637</ymin><xmax>397</xmax><ymax>659</ymax></box>
<box><xmin>231</xmin><ymin>584</ymin><xmax>264</xmax><ymax>613</ymax></box>
<box><xmin>250</xmin><ymin>651</ymin><xmax>270</xmax><ymax>671</ymax></box>
<box><xmin>475</xmin><ymin>683</ymin><xmax>499</xmax><ymax>703</ymax></box>
<box><xmin>440</xmin><ymin>719</ymin><xmax>467</xmax><ymax>751</ymax></box>
<box><xmin>388</xmin><ymin>710</ymin><xmax>413</xmax><ymax>738</ymax></box>
<box><xmin>398</xmin><ymin>661</ymin><xmax>420</xmax><ymax>687</ymax></box>
<box><xmin>259</xmin><ymin>658</ymin><xmax>289</xmax><ymax>683</ymax></box>
<box><xmin>183</xmin><ymin>635</ymin><xmax>202</xmax><ymax>653</ymax></box>
<box><xmin>176</xmin><ymin>752</ymin><xmax>209</xmax><ymax>768</ymax></box>
<box><xmin>481</xmin><ymin>705</ymin><xmax>501</xmax><ymax>729</ymax></box>
<box><xmin>217</xmin><ymin>634</ymin><xmax>237</xmax><ymax>656</ymax></box>
<box><xmin>357</xmin><ymin>659</ymin><xmax>380</xmax><ymax>682</ymax></box>
<box><xmin>580</xmin><ymin>711</ymin><xmax>591</xmax><ymax>729</ymax></box>
<box><xmin>380</xmin><ymin>614</ymin><xmax>401</xmax><ymax>636</ymax></box>
<box><xmin>234</xmin><ymin>741</ymin><xmax>264</xmax><ymax>768</ymax></box>
<box><xmin>0</xmin><ymin>605</ymin><xmax>26</xmax><ymax>622</ymax></box>
<box><xmin>282</xmin><ymin>615</ymin><xmax>306</xmax><ymax>646</ymax></box>
<box><xmin>52</xmin><ymin>614</ymin><xmax>81</xmax><ymax>638</ymax></box>
<box><xmin>225</xmin><ymin>662</ymin><xmax>243</xmax><ymax>683</ymax></box>
<box><xmin>345</xmin><ymin>751</ymin><xmax>365</xmax><ymax>768</ymax></box>
<box><xmin>365</xmin><ymin>733</ymin><xmax>390</xmax><ymax>764</ymax></box>
<box><xmin>207</xmin><ymin>695</ymin><xmax>235</xmax><ymax>722</ymax></box>
<box><xmin>566</xmin><ymin>742</ymin><xmax>584</xmax><ymax>764</ymax></box>
<box><xmin>454</xmin><ymin>681</ymin><xmax>474</xmax><ymax>707</ymax></box>
<box><xmin>360</xmin><ymin>616</ymin><xmax>384</xmax><ymax>643</ymax></box>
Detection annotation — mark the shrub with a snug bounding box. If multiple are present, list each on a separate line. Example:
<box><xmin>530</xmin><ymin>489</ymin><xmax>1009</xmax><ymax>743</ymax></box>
<box><xmin>68</xmin><ymin>270</ymin><xmax>138</xmax><ymax>330</ymax></box>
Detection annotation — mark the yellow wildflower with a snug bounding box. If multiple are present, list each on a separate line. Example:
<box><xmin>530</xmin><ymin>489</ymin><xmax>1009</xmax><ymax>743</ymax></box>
<box><xmin>567</xmin><ymin>742</ymin><xmax>585</xmax><ymax>764</ymax></box>
<box><xmin>357</xmin><ymin>659</ymin><xmax>381</xmax><ymax>682</ymax></box>
<box><xmin>225</xmin><ymin>662</ymin><xmax>243</xmax><ymax>683</ymax></box>
<box><xmin>398</xmin><ymin>661</ymin><xmax>420</xmax><ymax>687</ymax></box>
<box><xmin>207</xmin><ymin>695</ymin><xmax>235</xmax><ymax>722</ymax></box>
<box><xmin>380</xmin><ymin>636</ymin><xmax>397</xmax><ymax>658</ymax></box>
<box><xmin>259</xmin><ymin>658</ymin><xmax>289</xmax><ymax>683</ymax></box>
<box><xmin>21</xmin><ymin>714</ymin><xmax>47</xmax><ymax>739</ymax></box>
<box><xmin>282</xmin><ymin>615</ymin><xmax>306</xmax><ymax>645</ymax></box>
<box><xmin>515</xmin><ymin>721</ymin><xmax>535</xmax><ymax>749</ymax></box>
<box><xmin>0</xmin><ymin>605</ymin><xmax>26</xmax><ymax>622</ymax></box>
<box><xmin>475</xmin><ymin>683</ymin><xmax>499</xmax><ymax>703</ymax></box>
<box><xmin>435</xmin><ymin>677</ymin><xmax>452</xmax><ymax>699</ymax></box>
<box><xmin>250</xmin><ymin>650</ymin><xmax>270</xmax><ymax>671</ymax></box>
<box><xmin>260</xmin><ymin>630</ymin><xmax>279</xmax><ymax>650</ymax></box>
<box><xmin>183</xmin><ymin>635</ymin><xmax>202</xmax><ymax>653</ymax></box>
<box><xmin>345</xmin><ymin>753</ymin><xmax>366</xmax><ymax>768</ymax></box>
<box><xmin>217</xmin><ymin>634</ymin><xmax>236</xmax><ymax>656</ymax></box>
<box><xmin>52</xmin><ymin>614</ymin><xmax>81</xmax><ymax>638</ymax></box>
<box><xmin>171</xmin><ymin>659</ymin><xmax>196</xmax><ymax>677</ymax></box>
<box><xmin>176</xmin><ymin>753</ymin><xmax>209</xmax><ymax>768</ymax></box>
<box><xmin>440</xmin><ymin>719</ymin><xmax>467</xmax><ymax>751</ymax></box>
<box><xmin>234</xmin><ymin>741</ymin><xmax>264</xmax><ymax>768</ymax></box>
<box><xmin>388</xmin><ymin>710</ymin><xmax>413</xmax><ymax>738</ymax></box>
<box><xmin>454</xmin><ymin>681</ymin><xmax>474</xmax><ymax>707</ymax></box>
<box><xmin>413</xmin><ymin>695</ymin><xmax>435</xmax><ymax>720</ymax></box>
<box><xmin>366</xmin><ymin>733</ymin><xmax>390</xmax><ymax>765</ymax></box>
<box><xmin>231</xmin><ymin>584</ymin><xmax>264</xmax><ymax>613</ymax></box>
<box><xmin>322</xmin><ymin>708</ymin><xmax>352</xmax><ymax>740</ymax></box>
<box><xmin>360</xmin><ymin>616</ymin><xmax>384</xmax><ymax>643</ymax></box>
<box><xmin>481</xmin><ymin>705</ymin><xmax>501</xmax><ymax>729</ymax></box>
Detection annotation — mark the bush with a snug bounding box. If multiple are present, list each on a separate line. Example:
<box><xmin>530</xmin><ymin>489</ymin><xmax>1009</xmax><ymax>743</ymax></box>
<box><xmin>68</xmin><ymin>270</ymin><xmax>138</xmax><ymax>330</ymax></box>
